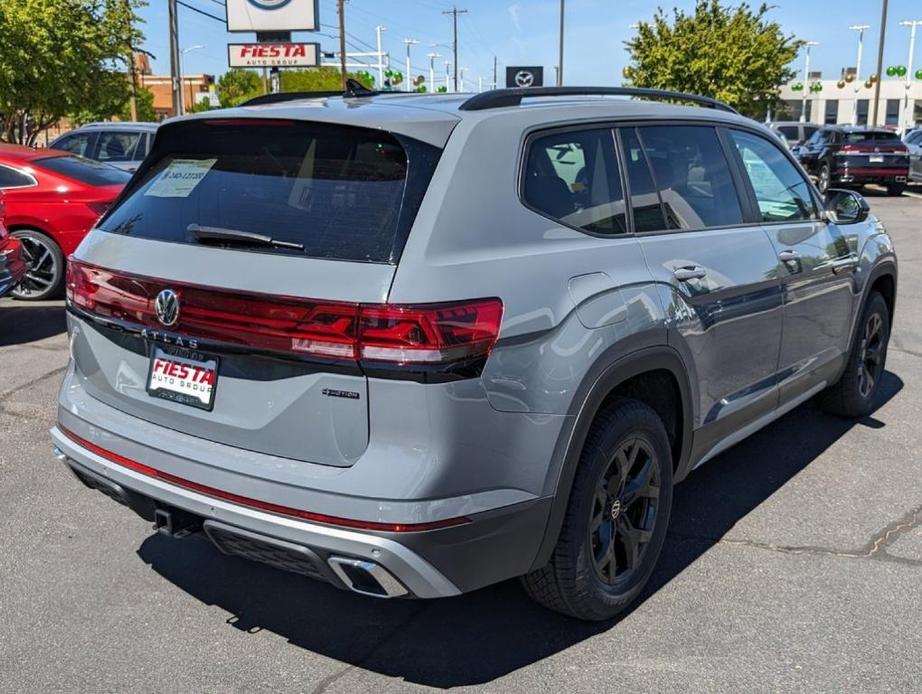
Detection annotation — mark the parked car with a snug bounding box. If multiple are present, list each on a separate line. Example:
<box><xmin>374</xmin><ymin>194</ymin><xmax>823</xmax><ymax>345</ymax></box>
<box><xmin>905</xmin><ymin>127</ymin><xmax>922</xmax><ymax>183</ymax></box>
<box><xmin>793</xmin><ymin>126</ymin><xmax>910</xmax><ymax>195</ymax></box>
<box><xmin>49</xmin><ymin>122</ymin><xmax>158</xmax><ymax>173</ymax></box>
<box><xmin>0</xmin><ymin>196</ymin><xmax>29</xmax><ymax>298</ymax></box>
<box><xmin>769</xmin><ymin>120</ymin><xmax>819</xmax><ymax>147</ymax></box>
<box><xmin>51</xmin><ymin>86</ymin><xmax>896</xmax><ymax>621</ymax></box>
<box><xmin>0</xmin><ymin>143</ymin><xmax>129</xmax><ymax>300</ymax></box>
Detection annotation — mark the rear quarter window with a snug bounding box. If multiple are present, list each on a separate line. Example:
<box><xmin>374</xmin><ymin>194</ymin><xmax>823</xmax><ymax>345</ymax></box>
<box><xmin>99</xmin><ymin>119</ymin><xmax>440</xmax><ymax>263</ymax></box>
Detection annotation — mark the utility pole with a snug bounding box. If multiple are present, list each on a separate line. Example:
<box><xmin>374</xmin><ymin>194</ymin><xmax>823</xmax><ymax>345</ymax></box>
<box><xmin>872</xmin><ymin>0</ymin><xmax>889</xmax><ymax>127</ymax></box>
<box><xmin>168</xmin><ymin>0</ymin><xmax>182</xmax><ymax>117</ymax></box>
<box><xmin>337</xmin><ymin>0</ymin><xmax>347</xmax><ymax>91</ymax></box>
<box><xmin>900</xmin><ymin>20</ymin><xmax>922</xmax><ymax>133</ymax></box>
<box><xmin>800</xmin><ymin>41</ymin><xmax>818</xmax><ymax>123</ymax></box>
<box><xmin>376</xmin><ymin>26</ymin><xmax>386</xmax><ymax>88</ymax></box>
<box><xmin>427</xmin><ymin>52</ymin><xmax>440</xmax><ymax>93</ymax></box>
<box><xmin>492</xmin><ymin>55</ymin><xmax>497</xmax><ymax>89</ymax></box>
<box><xmin>849</xmin><ymin>24</ymin><xmax>870</xmax><ymax>125</ymax></box>
<box><xmin>403</xmin><ymin>38</ymin><xmax>419</xmax><ymax>92</ymax></box>
<box><xmin>442</xmin><ymin>6</ymin><xmax>467</xmax><ymax>92</ymax></box>
<box><xmin>124</xmin><ymin>0</ymin><xmax>138</xmax><ymax>121</ymax></box>
<box><xmin>557</xmin><ymin>0</ymin><xmax>565</xmax><ymax>86</ymax></box>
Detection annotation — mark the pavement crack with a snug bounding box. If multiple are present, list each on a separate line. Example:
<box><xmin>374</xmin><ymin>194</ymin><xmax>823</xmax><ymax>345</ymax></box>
<box><xmin>863</xmin><ymin>504</ymin><xmax>922</xmax><ymax>557</ymax></box>
<box><xmin>0</xmin><ymin>366</ymin><xmax>66</xmax><ymax>402</ymax></box>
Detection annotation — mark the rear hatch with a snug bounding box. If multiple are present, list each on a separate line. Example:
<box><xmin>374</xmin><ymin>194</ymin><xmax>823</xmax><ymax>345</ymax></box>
<box><xmin>835</xmin><ymin>131</ymin><xmax>909</xmax><ymax>170</ymax></box>
<box><xmin>67</xmin><ymin>115</ymin><xmax>444</xmax><ymax>466</ymax></box>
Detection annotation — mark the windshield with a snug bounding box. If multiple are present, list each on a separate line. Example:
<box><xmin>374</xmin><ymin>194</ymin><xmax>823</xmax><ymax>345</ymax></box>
<box><xmin>844</xmin><ymin>131</ymin><xmax>902</xmax><ymax>144</ymax></box>
<box><xmin>98</xmin><ymin>119</ymin><xmax>441</xmax><ymax>263</ymax></box>
<box><xmin>35</xmin><ymin>155</ymin><xmax>130</xmax><ymax>186</ymax></box>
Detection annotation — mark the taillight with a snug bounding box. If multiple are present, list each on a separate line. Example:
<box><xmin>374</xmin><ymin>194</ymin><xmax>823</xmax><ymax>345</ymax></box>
<box><xmin>66</xmin><ymin>260</ymin><xmax>503</xmax><ymax>369</ymax></box>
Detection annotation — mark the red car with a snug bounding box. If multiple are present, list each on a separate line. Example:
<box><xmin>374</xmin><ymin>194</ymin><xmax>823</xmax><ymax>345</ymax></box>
<box><xmin>0</xmin><ymin>143</ymin><xmax>129</xmax><ymax>300</ymax></box>
<box><xmin>0</xmin><ymin>199</ymin><xmax>29</xmax><ymax>298</ymax></box>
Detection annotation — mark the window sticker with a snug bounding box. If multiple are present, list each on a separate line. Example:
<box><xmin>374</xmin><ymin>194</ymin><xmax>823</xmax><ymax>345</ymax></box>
<box><xmin>145</xmin><ymin>158</ymin><xmax>217</xmax><ymax>198</ymax></box>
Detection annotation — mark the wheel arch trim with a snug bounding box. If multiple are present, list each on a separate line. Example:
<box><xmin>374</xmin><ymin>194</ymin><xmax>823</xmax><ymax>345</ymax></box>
<box><xmin>528</xmin><ymin>345</ymin><xmax>694</xmax><ymax>572</ymax></box>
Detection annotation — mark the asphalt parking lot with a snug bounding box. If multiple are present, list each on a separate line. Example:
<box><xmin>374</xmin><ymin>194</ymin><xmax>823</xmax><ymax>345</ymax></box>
<box><xmin>1</xmin><ymin>188</ymin><xmax>921</xmax><ymax>693</ymax></box>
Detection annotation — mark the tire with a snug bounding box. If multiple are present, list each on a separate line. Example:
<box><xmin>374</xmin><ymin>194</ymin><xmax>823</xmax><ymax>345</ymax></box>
<box><xmin>886</xmin><ymin>183</ymin><xmax>906</xmax><ymax>197</ymax></box>
<box><xmin>818</xmin><ymin>291</ymin><xmax>890</xmax><ymax>418</ymax></box>
<box><xmin>10</xmin><ymin>229</ymin><xmax>65</xmax><ymax>301</ymax></box>
<box><xmin>521</xmin><ymin>398</ymin><xmax>674</xmax><ymax>621</ymax></box>
<box><xmin>817</xmin><ymin>162</ymin><xmax>831</xmax><ymax>194</ymax></box>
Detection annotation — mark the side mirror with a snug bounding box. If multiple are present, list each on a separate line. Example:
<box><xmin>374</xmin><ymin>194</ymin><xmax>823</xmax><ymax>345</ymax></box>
<box><xmin>824</xmin><ymin>188</ymin><xmax>870</xmax><ymax>225</ymax></box>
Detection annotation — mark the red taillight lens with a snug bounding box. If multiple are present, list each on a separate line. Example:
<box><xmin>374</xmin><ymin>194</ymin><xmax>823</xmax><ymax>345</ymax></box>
<box><xmin>359</xmin><ymin>300</ymin><xmax>504</xmax><ymax>364</ymax></box>
<box><xmin>66</xmin><ymin>260</ymin><xmax>503</xmax><ymax>367</ymax></box>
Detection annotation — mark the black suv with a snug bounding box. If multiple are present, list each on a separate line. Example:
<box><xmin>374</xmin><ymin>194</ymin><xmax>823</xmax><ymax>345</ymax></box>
<box><xmin>793</xmin><ymin>126</ymin><xmax>910</xmax><ymax>196</ymax></box>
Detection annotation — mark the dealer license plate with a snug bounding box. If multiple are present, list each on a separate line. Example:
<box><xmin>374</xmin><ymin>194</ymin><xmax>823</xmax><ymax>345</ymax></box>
<box><xmin>147</xmin><ymin>347</ymin><xmax>218</xmax><ymax>410</ymax></box>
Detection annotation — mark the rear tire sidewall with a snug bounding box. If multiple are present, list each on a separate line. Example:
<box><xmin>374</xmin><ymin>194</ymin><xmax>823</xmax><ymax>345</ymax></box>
<box><xmin>565</xmin><ymin>402</ymin><xmax>673</xmax><ymax>619</ymax></box>
<box><xmin>818</xmin><ymin>163</ymin><xmax>831</xmax><ymax>193</ymax></box>
<box><xmin>10</xmin><ymin>229</ymin><xmax>64</xmax><ymax>301</ymax></box>
<box><xmin>887</xmin><ymin>183</ymin><xmax>906</xmax><ymax>197</ymax></box>
<box><xmin>849</xmin><ymin>292</ymin><xmax>890</xmax><ymax>411</ymax></box>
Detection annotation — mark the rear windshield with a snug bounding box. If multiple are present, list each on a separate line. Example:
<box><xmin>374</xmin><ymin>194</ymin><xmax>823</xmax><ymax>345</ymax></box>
<box><xmin>843</xmin><ymin>131</ymin><xmax>902</xmax><ymax>144</ymax></box>
<box><xmin>99</xmin><ymin>119</ymin><xmax>441</xmax><ymax>263</ymax></box>
<box><xmin>35</xmin><ymin>155</ymin><xmax>130</xmax><ymax>186</ymax></box>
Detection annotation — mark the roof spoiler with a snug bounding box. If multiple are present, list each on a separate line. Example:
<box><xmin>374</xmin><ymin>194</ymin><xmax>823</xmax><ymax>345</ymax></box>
<box><xmin>458</xmin><ymin>87</ymin><xmax>738</xmax><ymax>114</ymax></box>
<box><xmin>239</xmin><ymin>79</ymin><xmax>378</xmax><ymax>107</ymax></box>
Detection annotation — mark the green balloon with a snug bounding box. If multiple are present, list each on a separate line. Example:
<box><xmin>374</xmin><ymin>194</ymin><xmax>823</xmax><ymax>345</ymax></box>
<box><xmin>916</xmin><ymin>69</ymin><xmax>922</xmax><ymax>80</ymax></box>
<box><xmin>886</xmin><ymin>66</ymin><xmax>897</xmax><ymax>76</ymax></box>
<box><xmin>897</xmin><ymin>66</ymin><xmax>907</xmax><ymax>77</ymax></box>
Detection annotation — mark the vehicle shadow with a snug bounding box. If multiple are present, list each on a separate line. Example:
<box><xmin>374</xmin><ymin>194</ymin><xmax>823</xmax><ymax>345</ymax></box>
<box><xmin>138</xmin><ymin>371</ymin><xmax>903</xmax><ymax>688</ymax></box>
<box><xmin>0</xmin><ymin>300</ymin><xmax>66</xmax><ymax>346</ymax></box>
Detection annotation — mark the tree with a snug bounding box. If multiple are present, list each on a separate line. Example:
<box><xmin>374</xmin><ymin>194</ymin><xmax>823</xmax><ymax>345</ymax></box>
<box><xmin>0</xmin><ymin>0</ymin><xmax>146</xmax><ymax>144</ymax></box>
<box><xmin>122</xmin><ymin>86</ymin><xmax>156</xmax><ymax>121</ymax></box>
<box><xmin>280</xmin><ymin>67</ymin><xmax>374</xmax><ymax>92</ymax></box>
<box><xmin>624</xmin><ymin>1</ymin><xmax>802</xmax><ymax>118</ymax></box>
<box><xmin>216</xmin><ymin>68</ymin><xmax>263</xmax><ymax>107</ymax></box>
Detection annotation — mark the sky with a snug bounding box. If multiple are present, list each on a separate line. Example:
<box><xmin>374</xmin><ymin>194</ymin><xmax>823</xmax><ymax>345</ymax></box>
<box><xmin>138</xmin><ymin>0</ymin><xmax>922</xmax><ymax>89</ymax></box>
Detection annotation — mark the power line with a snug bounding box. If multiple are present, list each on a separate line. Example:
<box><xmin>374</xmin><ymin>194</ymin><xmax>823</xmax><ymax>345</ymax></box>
<box><xmin>176</xmin><ymin>0</ymin><xmax>223</xmax><ymax>23</ymax></box>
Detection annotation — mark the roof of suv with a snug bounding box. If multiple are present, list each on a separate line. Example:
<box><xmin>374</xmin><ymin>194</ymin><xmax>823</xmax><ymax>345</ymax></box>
<box><xmin>177</xmin><ymin>92</ymin><xmax>757</xmax><ymax>148</ymax></box>
<box><xmin>68</xmin><ymin>122</ymin><xmax>160</xmax><ymax>132</ymax></box>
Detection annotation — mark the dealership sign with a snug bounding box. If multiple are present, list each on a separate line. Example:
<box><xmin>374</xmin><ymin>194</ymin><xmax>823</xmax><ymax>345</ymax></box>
<box><xmin>228</xmin><ymin>42</ymin><xmax>319</xmax><ymax>67</ymax></box>
<box><xmin>226</xmin><ymin>0</ymin><xmax>319</xmax><ymax>32</ymax></box>
<box><xmin>506</xmin><ymin>66</ymin><xmax>544</xmax><ymax>88</ymax></box>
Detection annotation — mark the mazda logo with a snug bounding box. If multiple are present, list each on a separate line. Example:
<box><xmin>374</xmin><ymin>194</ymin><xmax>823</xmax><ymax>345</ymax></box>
<box><xmin>154</xmin><ymin>289</ymin><xmax>180</xmax><ymax>328</ymax></box>
<box><xmin>514</xmin><ymin>70</ymin><xmax>535</xmax><ymax>88</ymax></box>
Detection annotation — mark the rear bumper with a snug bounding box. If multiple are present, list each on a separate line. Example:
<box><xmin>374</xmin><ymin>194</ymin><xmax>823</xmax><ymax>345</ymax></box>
<box><xmin>51</xmin><ymin>420</ymin><xmax>551</xmax><ymax>599</ymax></box>
<box><xmin>833</xmin><ymin>166</ymin><xmax>909</xmax><ymax>184</ymax></box>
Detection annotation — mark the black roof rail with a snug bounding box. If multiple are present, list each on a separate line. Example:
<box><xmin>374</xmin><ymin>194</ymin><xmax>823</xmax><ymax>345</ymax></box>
<box><xmin>458</xmin><ymin>86</ymin><xmax>738</xmax><ymax>114</ymax></box>
<box><xmin>240</xmin><ymin>79</ymin><xmax>377</xmax><ymax>107</ymax></box>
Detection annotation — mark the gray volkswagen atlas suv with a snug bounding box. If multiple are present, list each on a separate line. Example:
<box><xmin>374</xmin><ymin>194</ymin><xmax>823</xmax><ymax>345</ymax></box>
<box><xmin>52</xmin><ymin>86</ymin><xmax>897</xmax><ymax>620</ymax></box>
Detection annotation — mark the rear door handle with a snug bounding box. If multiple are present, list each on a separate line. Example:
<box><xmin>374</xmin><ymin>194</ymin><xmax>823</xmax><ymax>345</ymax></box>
<box><xmin>778</xmin><ymin>250</ymin><xmax>801</xmax><ymax>263</ymax></box>
<box><xmin>673</xmin><ymin>266</ymin><xmax>707</xmax><ymax>281</ymax></box>
<box><xmin>830</xmin><ymin>258</ymin><xmax>858</xmax><ymax>275</ymax></box>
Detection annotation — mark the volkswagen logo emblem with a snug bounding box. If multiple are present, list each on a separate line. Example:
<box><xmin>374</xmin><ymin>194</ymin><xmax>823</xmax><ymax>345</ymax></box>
<box><xmin>247</xmin><ymin>0</ymin><xmax>292</xmax><ymax>9</ymax></box>
<box><xmin>514</xmin><ymin>70</ymin><xmax>535</xmax><ymax>88</ymax></box>
<box><xmin>154</xmin><ymin>289</ymin><xmax>180</xmax><ymax>328</ymax></box>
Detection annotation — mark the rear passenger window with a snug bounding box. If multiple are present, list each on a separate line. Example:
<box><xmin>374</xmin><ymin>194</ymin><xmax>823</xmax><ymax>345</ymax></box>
<box><xmin>619</xmin><ymin>128</ymin><xmax>667</xmax><ymax>232</ymax></box>
<box><xmin>523</xmin><ymin>129</ymin><xmax>627</xmax><ymax>235</ymax></box>
<box><xmin>729</xmin><ymin>130</ymin><xmax>817</xmax><ymax>222</ymax></box>
<box><xmin>0</xmin><ymin>165</ymin><xmax>34</xmax><ymax>188</ymax></box>
<box><xmin>636</xmin><ymin>126</ymin><xmax>743</xmax><ymax>230</ymax></box>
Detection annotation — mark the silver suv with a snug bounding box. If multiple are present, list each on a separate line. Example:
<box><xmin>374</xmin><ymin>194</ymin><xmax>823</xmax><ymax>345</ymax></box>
<box><xmin>52</xmin><ymin>86</ymin><xmax>897</xmax><ymax>621</ymax></box>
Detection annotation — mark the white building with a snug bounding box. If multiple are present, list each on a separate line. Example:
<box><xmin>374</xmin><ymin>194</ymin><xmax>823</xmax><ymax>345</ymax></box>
<box><xmin>776</xmin><ymin>77</ymin><xmax>922</xmax><ymax>131</ymax></box>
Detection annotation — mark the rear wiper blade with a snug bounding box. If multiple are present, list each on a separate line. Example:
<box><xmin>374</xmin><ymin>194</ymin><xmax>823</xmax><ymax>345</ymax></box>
<box><xmin>187</xmin><ymin>224</ymin><xmax>305</xmax><ymax>251</ymax></box>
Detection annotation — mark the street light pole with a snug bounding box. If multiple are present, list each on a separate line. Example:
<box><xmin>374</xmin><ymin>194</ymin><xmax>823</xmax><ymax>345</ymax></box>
<box><xmin>557</xmin><ymin>0</ymin><xmax>565</xmax><ymax>86</ymax></box>
<box><xmin>899</xmin><ymin>20</ymin><xmax>922</xmax><ymax>133</ymax></box>
<box><xmin>850</xmin><ymin>24</ymin><xmax>870</xmax><ymax>125</ymax></box>
<box><xmin>427</xmin><ymin>52</ymin><xmax>440</xmax><ymax>93</ymax></box>
<box><xmin>403</xmin><ymin>38</ymin><xmax>419</xmax><ymax>92</ymax></box>
<box><xmin>180</xmin><ymin>45</ymin><xmax>204</xmax><ymax>112</ymax></box>
<box><xmin>375</xmin><ymin>25</ymin><xmax>386</xmax><ymax>89</ymax></box>
<box><xmin>872</xmin><ymin>0</ymin><xmax>889</xmax><ymax>127</ymax></box>
<box><xmin>801</xmin><ymin>41</ymin><xmax>818</xmax><ymax>123</ymax></box>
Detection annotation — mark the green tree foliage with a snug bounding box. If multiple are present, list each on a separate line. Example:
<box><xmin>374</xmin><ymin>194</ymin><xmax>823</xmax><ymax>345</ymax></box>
<box><xmin>216</xmin><ymin>68</ymin><xmax>263</xmax><ymax>107</ymax></box>
<box><xmin>280</xmin><ymin>66</ymin><xmax>374</xmax><ymax>92</ymax></box>
<box><xmin>0</xmin><ymin>0</ymin><xmax>146</xmax><ymax>144</ymax></box>
<box><xmin>624</xmin><ymin>1</ymin><xmax>802</xmax><ymax>118</ymax></box>
<box><xmin>122</xmin><ymin>86</ymin><xmax>157</xmax><ymax>122</ymax></box>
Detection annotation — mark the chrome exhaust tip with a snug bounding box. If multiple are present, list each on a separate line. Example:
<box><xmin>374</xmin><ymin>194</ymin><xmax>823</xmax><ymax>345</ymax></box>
<box><xmin>328</xmin><ymin>556</ymin><xmax>408</xmax><ymax>598</ymax></box>
<box><xmin>52</xmin><ymin>446</ymin><xmax>68</xmax><ymax>462</ymax></box>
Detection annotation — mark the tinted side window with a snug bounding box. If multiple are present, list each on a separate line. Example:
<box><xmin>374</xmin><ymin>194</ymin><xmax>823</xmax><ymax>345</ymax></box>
<box><xmin>778</xmin><ymin>126</ymin><xmax>799</xmax><ymax>140</ymax></box>
<box><xmin>636</xmin><ymin>125</ymin><xmax>743</xmax><ymax>230</ymax></box>
<box><xmin>53</xmin><ymin>132</ymin><xmax>95</xmax><ymax>157</ymax></box>
<box><xmin>523</xmin><ymin>128</ymin><xmax>627</xmax><ymax>235</ymax></box>
<box><xmin>803</xmin><ymin>126</ymin><xmax>819</xmax><ymax>140</ymax></box>
<box><xmin>33</xmin><ymin>155</ymin><xmax>131</xmax><ymax>186</ymax></box>
<box><xmin>619</xmin><ymin>128</ymin><xmax>667</xmax><ymax>232</ymax></box>
<box><xmin>97</xmin><ymin>131</ymin><xmax>142</xmax><ymax>162</ymax></box>
<box><xmin>0</xmin><ymin>165</ymin><xmax>35</xmax><ymax>188</ymax></box>
<box><xmin>729</xmin><ymin>130</ymin><xmax>816</xmax><ymax>222</ymax></box>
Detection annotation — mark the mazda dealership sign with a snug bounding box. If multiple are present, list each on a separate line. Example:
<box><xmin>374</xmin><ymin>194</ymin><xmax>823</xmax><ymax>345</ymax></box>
<box><xmin>226</xmin><ymin>0</ymin><xmax>319</xmax><ymax>32</ymax></box>
<box><xmin>505</xmin><ymin>66</ymin><xmax>544</xmax><ymax>88</ymax></box>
